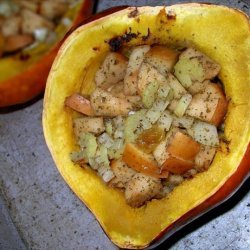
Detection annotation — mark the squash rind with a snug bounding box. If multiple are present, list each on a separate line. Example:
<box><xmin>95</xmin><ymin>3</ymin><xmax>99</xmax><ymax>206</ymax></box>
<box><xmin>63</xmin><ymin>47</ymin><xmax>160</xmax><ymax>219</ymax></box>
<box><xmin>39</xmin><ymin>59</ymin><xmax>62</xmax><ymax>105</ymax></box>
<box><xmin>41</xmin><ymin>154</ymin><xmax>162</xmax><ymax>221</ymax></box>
<box><xmin>43</xmin><ymin>5</ymin><xmax>250</xmax><ymax>249</ymax></box>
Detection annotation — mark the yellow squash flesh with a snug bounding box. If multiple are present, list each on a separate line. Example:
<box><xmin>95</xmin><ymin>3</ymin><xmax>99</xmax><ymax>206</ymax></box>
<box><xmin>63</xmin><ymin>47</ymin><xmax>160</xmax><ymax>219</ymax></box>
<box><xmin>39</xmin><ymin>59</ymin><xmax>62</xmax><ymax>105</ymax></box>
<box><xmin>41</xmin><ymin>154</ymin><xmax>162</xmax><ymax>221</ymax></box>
<box><xmin>43</xmin><ymin>5</ymin><xmax>250</xmax><ymax>249</ymax></box>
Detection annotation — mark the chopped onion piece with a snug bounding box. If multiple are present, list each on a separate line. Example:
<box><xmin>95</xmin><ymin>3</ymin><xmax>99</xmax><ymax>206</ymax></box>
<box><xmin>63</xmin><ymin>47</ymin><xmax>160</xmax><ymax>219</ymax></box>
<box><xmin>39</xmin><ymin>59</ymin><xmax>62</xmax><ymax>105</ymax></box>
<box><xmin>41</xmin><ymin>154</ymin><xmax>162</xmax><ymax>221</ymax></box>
<box><xmin>138</xmin><ymin>116</ymin><xmax>152</xmax><ymax>131</ymax></box>
<box><xmin>113</xmin><ymin>139</ymin><xmax>124</xmax><ymax>150</ymax></box>
<box><xmin>95</xmin><ymin>145</ymin><xmax>110</xmax><ymax>167</ymax></box>
<box><xmin>113</xmin><ymin>116</ymin><xmax>124</xmax><ymax>128</ymax></box>
<box><xmin>157</xmin><ymin>84</ymin><xmax>171</xmax><ymax>99</ymax></box>
<box><xmin>166</xmin><ymin>73</ymin><xmax>187</xmax><ymax>99</ymax></box>
<box><xmin>108</xmin><ymin>147</ymin><xmax>124</xmax><ymax>160</ymax></box>
<box><xmin>88</xmin><ymin>157</ymin><xmax>98</xmax><ymax>170</ymax></box>
<box><xmin>108</xmin><ymin>139</ymin><xmax>125</xmax><ymax>160</ymax></box>
<box><xmin>142</xmin><ymin>81</ymin><xmax>159</xmax><ymax>108</ymax></box>
<box><xmin>128</xmin><ymin>111</ymin><xmax>135</xmax><ymax>115</ymax></box>
<box><xmin>79</xmin><ymin>133</ymin><xmax>97</xmax><ymax>159</ymax></box>
<box><xmin>158</xmin><ymin>111</ymin><xmax>173</xmax><ymax>131</ymax></box>
<box><xmin>168</xmin><ymin>174</ymin><xmax>184</xmax><ymax>185</ymax></box>
<box><xmin>104</xmin><ymin>119</ymin><xmax>113</xmax><ymax>137</ymax></box>
<box><xmin>174</xmin><ymin>94</ymin><xmax>192</xmax><ymax>117</ymax></box>
<box><xmin>98</xmin><ymin>133</ymin><xmax>114</xmax><ymax>149</ymax></box>
<box><xmin>33</xmin><ymin>28</ymin><xmax>48</xmax><ymax>42</ymax></box>
<box><xmin>172</xmin><ymin>115</ymin><xmax>194</xmax><ymax>129</ymax></box>
<box><xmin>114</xmin><ymin>129</ymin><xmax>124</xmax><ymax>139</ymax></box>
<box><xmin>23</xmin><ymin>41</ymin><xmax>40</xmax><ymax>51</ymax></box>
<box><xmin>146</xmin><ymin>109</ymin><xmax>161</xmax><ymax>124</ymax></box>
<box><xmin>70</xmin><ymin>151</ymin><xmax>85</xmax><ymax>164</ymax></box>
<box><xmin>124</xmin><ymin>109</ymin><xmax>146</xmax><ymax>143</ymax></box>
<box><xmin>0</xmin><ymin>1</ymin><xmax>15</xmax><ymax>17</ymax></box>
<box><xmin>103</xmin><ymin>169</ymin><xmax>115</xmax><ymax>182</ymax></box>
<box><xmin>98</xmin><ymin>166</ymin><xmax>114</xmax><ymax>183</ymax></box>
<box><xmin>152</xmin><ymin>98</ymin><xmax>169</xmax><ymax>112</ymax></box>
<box><xmin>61</xmin><ymin>17</ymin><xmax>72</xmax><ymax>27</ymax></box>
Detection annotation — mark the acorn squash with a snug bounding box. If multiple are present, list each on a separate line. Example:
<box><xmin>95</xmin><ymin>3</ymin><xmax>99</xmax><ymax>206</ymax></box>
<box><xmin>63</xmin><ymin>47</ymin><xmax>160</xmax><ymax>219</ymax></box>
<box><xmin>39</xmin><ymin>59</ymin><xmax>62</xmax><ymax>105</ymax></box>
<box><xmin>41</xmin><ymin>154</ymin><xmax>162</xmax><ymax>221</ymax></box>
<box><xmin>0</xmin><ymin>0</ymin><xmax>94</xmax><ymax>107</ymax></box>
<box><xmin>43</xmin><ymin>4</ymin><xmax>250</xmax><ymax>249</ymax></box>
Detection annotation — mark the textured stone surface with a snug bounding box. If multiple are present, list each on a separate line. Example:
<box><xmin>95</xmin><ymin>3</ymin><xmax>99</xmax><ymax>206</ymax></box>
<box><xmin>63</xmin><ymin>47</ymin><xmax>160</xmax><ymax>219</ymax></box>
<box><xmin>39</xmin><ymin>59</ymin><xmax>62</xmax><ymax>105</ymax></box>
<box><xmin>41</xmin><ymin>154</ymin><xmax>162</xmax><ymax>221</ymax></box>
<box><xmin>0</xmin><ymin>0</ymin><xmax>249</xmax><ymax>250</ymax></box>
<box><xmin>0</xmin><ymin>195</ymin><xmax>25</xmax><ymax>250</ymax></box>
<box><xmin>97</xmin><ymin>0</ymin><xmax>250</xmax><ymax>14</ymax></box>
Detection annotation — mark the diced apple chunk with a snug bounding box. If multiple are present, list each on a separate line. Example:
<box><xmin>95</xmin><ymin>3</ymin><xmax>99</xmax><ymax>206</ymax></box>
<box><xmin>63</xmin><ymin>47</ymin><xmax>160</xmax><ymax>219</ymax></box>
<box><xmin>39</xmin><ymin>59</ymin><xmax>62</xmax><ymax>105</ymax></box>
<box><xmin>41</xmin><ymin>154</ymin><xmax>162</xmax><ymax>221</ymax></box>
<box><xmin>40</xmin><ymin>1</ymin><xmax>68</xmax><ymax>20</ymax></box>
<box><xmin>188</xmin><ymin>80</ymin><xmax>209</xmax><ymax>95</ymax></box>
<box><xmin>167</xmin><ymin>132</ymin><xmax>200</xmax><ymax>161</ymax></box>
<box><xmin>108</xmin><ymin>82</ymin><xmax>142</xmax><ymax>109</ymax></box>
<box><xmin>19</xmin><ymin>1</ymin><xmax>38</xmax><ymax>12</ymax></box>
<box><xmin>3</xmin><ymin>34</ymin><xmax>34</xmax><ymax>53</ymax></box>
<box><xmin>195</xmin><ymin>145</ymin><xmax>216</xmax><ymax>171</ymax></box>
<box><xmin>192</xmin><ymin>121</ymin><xmax>219</xmax><ymax>147</ymax></box>
<box><xmin>110</xmin><ymin>159</ymin><xmax>136</xmax><ymax>188</ymax></box>
<box><xmin>168</xmin><ymin>99</ymin><xmax>178</xmax><ymax>112</ymax></box>
<box><xmin>137</xmin><ymin>63</ymin><xmax>168</xmax><ymax>107</ymax></box>
<box><xmin>21</xmin><ymin>9</ymin><xmax>54</xmax><ymax>34</ymax></box>
<box><xmin>107</xmin><ymin>81</ymin><xmax>124</xmax><ymax>96</ymax></box>
<box><xmin>108</xmin><ymin>177</ymin><xmax>124</xmax><ymax>188</ymax></box>
<box><xmin>125</xmin><ymin>173</ymin><xmax>162</xmax><ymax>207</ymax></box>
<box><xmin>1</xmin><ymin>16</ymin><xmax>22</xmax><ymax>37</ymax></box>
<box><xmin>123</xmin><ymin>96</ymin><xmax>142</xmax><ymax>109</ymax></box>
<box><xmin>122</xmin><ymin>143</ymin><xmax>168</xmax><ymax>178</ymax></box>
<box><xmin>65</xmin><ymin>93</ymin><xmax>95</xmax><ymax>116</ymax></box>
<box><xmin>144</xmin><ymin>46</ymin><xmax>180</xmax><ymax>75</ymax></box>
<box><xmin>124</xmin><ymin>45</ymin><xmax>150</xmax><ymax>95</ymax></box>
<box><xmin>153</xmin><ymin>138</ymin><xmax>170</xmax><ymax>165</ymax></box>
<box><xmin>90</xmin><ymin>88</ymin><xmax>132</xmax><ymax>116</ymax></box>
<box><xmin>73</xmin><ymin>117</ymin><xmax>105</xmax><ymax>138</ymax></box>
<box><xmin>161</xmin><ymin>156</ymin><xmax>194</xmax><ymax>175</ymax></box>
<box><xmin>160</xmin><ymin>131</ymin><xmax>200</xmax><ymax>174</ymax></box>
<box><xmin>174</xmin><ymin>48</ymin><xmax>221</xmax><ymax>88</ymax></box>
<box><xmin>95</xmin><ymin>52</ymin><xmax>128</xmax><ymax>89</ymax></box>
<box><xmin>186</xmin><ymin>83</ymin><xmax>227</xmax><ymax>126</ymax></box>
<box><xmin>137</xmin><ymin>62</ymin><xmax>163</xmax><ymax>94</ymax></box>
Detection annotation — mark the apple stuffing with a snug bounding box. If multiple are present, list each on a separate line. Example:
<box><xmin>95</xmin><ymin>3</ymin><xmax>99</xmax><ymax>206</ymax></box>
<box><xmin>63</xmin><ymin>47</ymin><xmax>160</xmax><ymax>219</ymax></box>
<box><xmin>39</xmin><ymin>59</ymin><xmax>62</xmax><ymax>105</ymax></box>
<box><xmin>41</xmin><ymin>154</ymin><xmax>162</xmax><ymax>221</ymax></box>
<box><xmin>65</xmin><ymin>45</ymin><xmax>228</xmax><ymax>208</ymax></box>
<box><xmin>0</xmin><ymin>0</ymin><xmax>77</xmax><ymax>57</ymax></box>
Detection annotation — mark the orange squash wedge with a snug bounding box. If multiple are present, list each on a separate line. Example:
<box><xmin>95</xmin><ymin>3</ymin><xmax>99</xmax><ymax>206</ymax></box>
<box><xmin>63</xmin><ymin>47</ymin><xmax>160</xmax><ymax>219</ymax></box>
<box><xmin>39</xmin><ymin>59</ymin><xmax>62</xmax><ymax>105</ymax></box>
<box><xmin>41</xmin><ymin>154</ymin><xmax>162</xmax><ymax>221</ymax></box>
<box><xmin>0</xmin><ymin>0</ymin><xmax>94</xmax><ymax>108</ymax></box>
<box><xmin>43</xmin><ymin>4</ymin><xmax>250</xmax><ymax>249</ymax></box>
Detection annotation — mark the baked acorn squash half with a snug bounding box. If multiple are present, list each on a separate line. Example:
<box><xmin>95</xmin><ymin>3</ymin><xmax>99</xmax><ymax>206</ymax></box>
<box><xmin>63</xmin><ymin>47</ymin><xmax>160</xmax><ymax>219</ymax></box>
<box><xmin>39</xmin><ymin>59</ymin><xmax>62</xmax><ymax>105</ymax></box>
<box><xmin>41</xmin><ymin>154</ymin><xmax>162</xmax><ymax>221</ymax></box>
<box><xmin>0</xmin><ymin>0</ymin><xmax>94</xmax><ymax>108</ymax></box>
<box><xmin>43</xmin><ymin>4</ymin><xmax>250</xmax><ymax>249</ymax></box>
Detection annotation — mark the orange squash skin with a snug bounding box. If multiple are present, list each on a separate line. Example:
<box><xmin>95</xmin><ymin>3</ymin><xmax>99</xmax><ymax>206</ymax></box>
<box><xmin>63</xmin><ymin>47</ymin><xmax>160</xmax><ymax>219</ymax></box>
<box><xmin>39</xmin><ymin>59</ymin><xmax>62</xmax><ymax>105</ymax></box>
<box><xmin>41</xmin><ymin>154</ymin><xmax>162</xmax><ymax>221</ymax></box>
<box><xmin>0</xmin><ymin>0</ymin><xmax>94</xmax><ymax>108</ymax></box>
